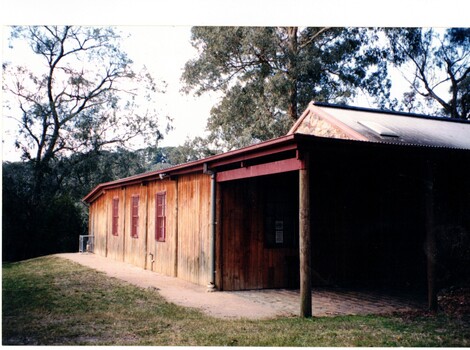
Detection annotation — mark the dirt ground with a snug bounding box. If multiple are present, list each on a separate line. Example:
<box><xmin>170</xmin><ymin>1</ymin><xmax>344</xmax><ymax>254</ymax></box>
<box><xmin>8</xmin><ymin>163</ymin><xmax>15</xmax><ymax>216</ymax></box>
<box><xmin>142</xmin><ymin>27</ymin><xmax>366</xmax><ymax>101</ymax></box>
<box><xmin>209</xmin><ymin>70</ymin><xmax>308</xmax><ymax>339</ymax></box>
<box><xmin>57</xmin><ymin>252</ymin><xmax>425</xmax><ymax>320</ymax></box>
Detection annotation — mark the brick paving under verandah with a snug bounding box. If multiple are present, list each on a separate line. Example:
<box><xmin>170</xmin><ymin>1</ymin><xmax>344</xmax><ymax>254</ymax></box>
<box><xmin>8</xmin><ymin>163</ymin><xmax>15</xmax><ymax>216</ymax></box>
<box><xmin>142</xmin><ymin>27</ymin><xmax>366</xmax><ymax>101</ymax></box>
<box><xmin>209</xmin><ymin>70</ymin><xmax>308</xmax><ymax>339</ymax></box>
<box><xmin>57</xmin><ymin>253</ymin><xmax>426</xmax><ymax>319</ymax></box>
<box><xmin>229</xmin><ymin>287</ymin><xmax>426</xmax><ymax>317</ymax></box>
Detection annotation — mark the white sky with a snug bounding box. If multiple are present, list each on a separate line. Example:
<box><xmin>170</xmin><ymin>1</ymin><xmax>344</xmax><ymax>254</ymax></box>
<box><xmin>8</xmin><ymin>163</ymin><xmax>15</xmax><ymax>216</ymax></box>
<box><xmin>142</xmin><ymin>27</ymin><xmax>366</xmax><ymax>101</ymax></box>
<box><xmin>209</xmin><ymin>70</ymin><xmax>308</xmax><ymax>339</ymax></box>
<box><xmin>1</xmin><ymin>0</ymin><xmax>468</xmax><ymax>162</ymax></box>
<box><xmin>119</xmin><ymin>25</ymin><xmax>221</xmax><ymax>148</ymax></box>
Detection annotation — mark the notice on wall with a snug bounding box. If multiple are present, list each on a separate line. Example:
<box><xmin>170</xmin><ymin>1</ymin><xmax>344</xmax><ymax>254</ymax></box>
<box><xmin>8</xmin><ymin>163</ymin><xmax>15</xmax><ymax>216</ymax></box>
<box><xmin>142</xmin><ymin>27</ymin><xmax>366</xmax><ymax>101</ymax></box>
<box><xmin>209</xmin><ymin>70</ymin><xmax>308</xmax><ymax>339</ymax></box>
<box><xmin>275</xmin><ymin>220</ymin><xmax>284</xmax><ymax>244</ymax></box>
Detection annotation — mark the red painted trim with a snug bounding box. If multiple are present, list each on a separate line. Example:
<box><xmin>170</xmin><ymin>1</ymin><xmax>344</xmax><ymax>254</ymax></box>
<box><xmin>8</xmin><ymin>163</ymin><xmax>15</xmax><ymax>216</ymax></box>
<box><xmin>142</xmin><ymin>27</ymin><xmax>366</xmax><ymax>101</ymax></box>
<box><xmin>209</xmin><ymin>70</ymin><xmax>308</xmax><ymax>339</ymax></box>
<box><xmin>83</xmin><ymin>134</ymin><xmax>300</xmax><ymax>203</ymax></box>
<box><xmin>85</xmin><ymin>189</ymin><xmax>106</xmax><ymax>203</ymax></box>
<box><xmin>130</xmin><ymin>195</ymin><xmax>139</xmax><ymax>238</ymax></box>
<box><xmin>155</xmin><ymin>191</ymin><xmax>166</xmax><ymax>242</ymax></box>
<box><xmin>207</xmin><ymin>143</ymin><xmax>298</xmax><ymax>169</ymax></box>
<box><xmin>112</xmin><ymin>197</ymin><xmax>119</xmax><ymax>236</ymax></box>
<box><xmin>216</xmin><ymin>158</ymin><xmax>302</xmax><ymax>182</ymax></box>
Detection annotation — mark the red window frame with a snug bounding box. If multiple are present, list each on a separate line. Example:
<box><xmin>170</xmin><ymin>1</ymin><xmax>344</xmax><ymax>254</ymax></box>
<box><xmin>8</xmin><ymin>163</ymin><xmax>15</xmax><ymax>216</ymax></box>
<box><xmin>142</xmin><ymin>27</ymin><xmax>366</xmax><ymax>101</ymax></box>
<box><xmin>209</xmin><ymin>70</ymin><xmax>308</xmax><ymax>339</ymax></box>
<box><xmin>131</xmin><ymin>195</ymin><xmax>139</xmax><ymax>238</ymax></box>
<box><xmin>155</xmin><ymin>192</ymin><xmax>166</xmax><ymax>242</ymax></box>
<box><xmin>112</xmin><ymin>197</ymin><xmax>119</xmax><ymax>236</ymax></box>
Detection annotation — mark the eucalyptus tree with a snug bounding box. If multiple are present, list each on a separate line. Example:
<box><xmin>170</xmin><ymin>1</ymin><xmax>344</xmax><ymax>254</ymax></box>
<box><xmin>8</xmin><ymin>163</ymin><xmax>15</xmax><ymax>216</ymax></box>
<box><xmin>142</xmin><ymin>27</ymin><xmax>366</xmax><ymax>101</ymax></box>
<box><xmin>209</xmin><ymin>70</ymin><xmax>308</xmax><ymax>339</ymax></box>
<box><xmin>3</xmin><ymin>26</ymin><xmax>165</xmax><ymax>199</ymax></box>
<box><xmin>182</xmin><ymin>27</ymin><xmax>390</xmax><ymax>150</ymax></box>
<box><xmin>386</xmin><ymin>28</ymin><xmax>470</xmax><ymax>119</ymax></box>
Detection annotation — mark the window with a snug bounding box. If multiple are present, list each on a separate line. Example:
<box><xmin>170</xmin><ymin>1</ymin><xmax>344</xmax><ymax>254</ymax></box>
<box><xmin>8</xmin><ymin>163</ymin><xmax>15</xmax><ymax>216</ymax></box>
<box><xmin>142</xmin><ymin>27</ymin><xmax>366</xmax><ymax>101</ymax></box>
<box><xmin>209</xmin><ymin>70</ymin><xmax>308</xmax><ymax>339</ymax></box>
<box><xmin>131</xmin><ymin>195</ymin><xmax>139</xmax><ymax>238</ymax></box>
<box><xmin>112</xmin><ymin>197</ymin><xmax>119</xmax><ymax>236</ymax></box>
<box><xmin>155</xmin><ymin>192</ymin><xmax>166</xmax><ymax>242</ymax></box>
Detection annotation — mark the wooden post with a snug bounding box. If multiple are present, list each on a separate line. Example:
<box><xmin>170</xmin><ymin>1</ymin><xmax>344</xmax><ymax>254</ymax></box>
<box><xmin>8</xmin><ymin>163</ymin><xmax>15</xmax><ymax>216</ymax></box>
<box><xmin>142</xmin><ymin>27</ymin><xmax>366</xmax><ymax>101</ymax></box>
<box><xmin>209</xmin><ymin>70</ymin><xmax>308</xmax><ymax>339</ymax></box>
<box><xmin>425</xmin><ymin>160</ymin><xmax>438</xmax><ymax>312</ymax></box>
<box><xmin>174</xmin><ymin>177</ymin><xmax>179</xmax><ymax>277</ymax></box>
<box><xmin>299</xmin><ymin>152</ymin><xmax>312</xmax><ymax>317</ymax></box>
<box><xmin>208</xmin><ymin>172</ymin><xmax>216</xmax><ymax>291</ymax></box>
<box><xmin>215</xmin><ymin>182</ymin><xmax>223</xmax><ymax>290</ymax></box>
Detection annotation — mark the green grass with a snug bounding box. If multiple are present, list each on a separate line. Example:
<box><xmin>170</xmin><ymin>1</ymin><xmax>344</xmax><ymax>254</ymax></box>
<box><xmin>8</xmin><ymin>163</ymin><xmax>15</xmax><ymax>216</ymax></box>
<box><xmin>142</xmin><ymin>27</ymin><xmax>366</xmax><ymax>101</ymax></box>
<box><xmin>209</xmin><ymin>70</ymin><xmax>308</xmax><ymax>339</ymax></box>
<box><xmin>3</xmin><ymin>256</ymin><xmax>470</xmax><ymax>346</ymax></box>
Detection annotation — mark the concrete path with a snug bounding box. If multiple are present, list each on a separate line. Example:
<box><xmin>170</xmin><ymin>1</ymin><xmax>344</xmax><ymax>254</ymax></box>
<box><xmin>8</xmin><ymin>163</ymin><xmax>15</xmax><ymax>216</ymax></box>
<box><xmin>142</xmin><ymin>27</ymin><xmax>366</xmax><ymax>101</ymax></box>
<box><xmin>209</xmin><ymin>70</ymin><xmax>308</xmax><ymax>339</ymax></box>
<box><xmin>57</xmin><ymin>253</ymin><xmax>425</xmax><ymax>320</ymax></box>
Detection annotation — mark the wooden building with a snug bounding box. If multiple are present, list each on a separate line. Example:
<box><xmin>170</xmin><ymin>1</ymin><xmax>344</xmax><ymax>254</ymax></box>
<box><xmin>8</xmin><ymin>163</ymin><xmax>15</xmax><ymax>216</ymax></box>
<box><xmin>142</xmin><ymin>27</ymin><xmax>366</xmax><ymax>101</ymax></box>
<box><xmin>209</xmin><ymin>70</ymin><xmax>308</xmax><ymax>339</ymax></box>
<box><xmin>84</xmin><ymin>102</ymin><xmax>470</xmax><ymax>315</ymax></box>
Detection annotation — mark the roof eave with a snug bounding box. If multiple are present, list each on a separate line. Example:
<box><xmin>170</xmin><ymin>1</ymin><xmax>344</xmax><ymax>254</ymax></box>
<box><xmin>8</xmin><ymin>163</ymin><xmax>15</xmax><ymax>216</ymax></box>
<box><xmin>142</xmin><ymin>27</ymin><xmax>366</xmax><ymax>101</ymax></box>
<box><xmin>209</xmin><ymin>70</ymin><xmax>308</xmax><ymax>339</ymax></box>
<box><xmin>83</xmin><ymin>133</ymin><xmax>300</xmax><ymax>204</ymax></box>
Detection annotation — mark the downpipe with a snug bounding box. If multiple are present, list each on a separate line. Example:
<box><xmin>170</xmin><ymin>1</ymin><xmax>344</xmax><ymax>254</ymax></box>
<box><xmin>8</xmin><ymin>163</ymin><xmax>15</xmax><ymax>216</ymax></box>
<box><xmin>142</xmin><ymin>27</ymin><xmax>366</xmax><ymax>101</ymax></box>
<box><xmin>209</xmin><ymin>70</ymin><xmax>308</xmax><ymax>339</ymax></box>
<box><xmin>207</xmin><ymin>172</ymin><xmax>216</xmax><ymax>292</ymax></box>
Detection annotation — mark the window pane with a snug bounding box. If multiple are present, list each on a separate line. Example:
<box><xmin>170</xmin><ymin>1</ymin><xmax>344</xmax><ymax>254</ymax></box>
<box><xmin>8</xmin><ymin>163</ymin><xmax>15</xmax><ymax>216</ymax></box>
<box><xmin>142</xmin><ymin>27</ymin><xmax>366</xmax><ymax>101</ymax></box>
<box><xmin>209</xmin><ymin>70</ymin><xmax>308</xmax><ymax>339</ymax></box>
<box><xmin>112</xmin><ymin>197</ymin><xmax>119</xmax><ymax>236</ymax></box>
<box><xmin>131</xmin><ymin>195</ymin><xmax>139</xmax><ymax>238</ymax></box>
<box><xmin>156</xmin><ymin>192</ymin><xmax>166</xmax><ymax>242</ymax></box>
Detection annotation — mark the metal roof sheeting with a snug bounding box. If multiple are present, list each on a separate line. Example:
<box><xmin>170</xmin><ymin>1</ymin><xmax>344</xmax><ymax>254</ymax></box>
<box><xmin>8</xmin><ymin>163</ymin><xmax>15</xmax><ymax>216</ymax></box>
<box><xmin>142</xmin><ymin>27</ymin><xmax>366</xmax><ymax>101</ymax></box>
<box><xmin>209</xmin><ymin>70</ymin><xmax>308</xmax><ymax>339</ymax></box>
<box><xmin>311</xmin><ymin>103</ymin><xmax>470</xmax><ymax>150</ymax></box>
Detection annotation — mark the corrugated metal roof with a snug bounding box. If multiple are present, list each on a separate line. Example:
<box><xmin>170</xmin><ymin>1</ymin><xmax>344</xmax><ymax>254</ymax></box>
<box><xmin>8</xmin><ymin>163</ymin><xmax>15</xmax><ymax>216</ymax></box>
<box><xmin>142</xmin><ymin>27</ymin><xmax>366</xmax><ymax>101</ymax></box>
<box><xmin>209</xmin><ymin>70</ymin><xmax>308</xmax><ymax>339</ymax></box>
<box><xmin>308</xmin><ymin>102</ymin><xmax>470</xmax><ymax>150</ymax></box>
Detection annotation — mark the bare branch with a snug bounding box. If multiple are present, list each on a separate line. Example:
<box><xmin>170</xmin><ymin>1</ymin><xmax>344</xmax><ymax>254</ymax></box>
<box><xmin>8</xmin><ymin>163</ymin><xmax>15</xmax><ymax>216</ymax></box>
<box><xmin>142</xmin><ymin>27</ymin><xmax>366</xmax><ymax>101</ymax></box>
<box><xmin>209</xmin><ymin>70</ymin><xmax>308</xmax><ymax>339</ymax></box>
<box><xmin>299</xmin><ymin>27</ymin><xmax>332</xmax><ymax>49</ymax></box>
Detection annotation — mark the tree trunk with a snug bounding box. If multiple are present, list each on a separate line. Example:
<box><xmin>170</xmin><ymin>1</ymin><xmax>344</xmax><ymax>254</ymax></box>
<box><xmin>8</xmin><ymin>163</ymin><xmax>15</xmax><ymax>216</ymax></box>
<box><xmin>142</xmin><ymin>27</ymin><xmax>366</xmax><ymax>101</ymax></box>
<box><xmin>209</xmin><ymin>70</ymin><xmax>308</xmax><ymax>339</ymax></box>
<box><xmin>286</xmin><ymin>27</ymin><xmax>298</xmax><ymax>122</ymax></box>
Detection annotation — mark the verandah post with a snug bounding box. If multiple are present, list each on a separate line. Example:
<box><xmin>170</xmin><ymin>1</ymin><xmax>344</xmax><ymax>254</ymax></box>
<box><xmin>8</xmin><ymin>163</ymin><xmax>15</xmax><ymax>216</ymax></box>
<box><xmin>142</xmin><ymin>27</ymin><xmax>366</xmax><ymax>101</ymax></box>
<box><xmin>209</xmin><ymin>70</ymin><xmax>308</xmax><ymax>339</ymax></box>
<box><xmin>299</xmin><ymin>151</ymin><xmax>312</xmax><ymax>317</ymax></box>
<box><xmin>425</xmin><ymin>160</ymin><xmax>438</xmax><ymax>312</ymax></box>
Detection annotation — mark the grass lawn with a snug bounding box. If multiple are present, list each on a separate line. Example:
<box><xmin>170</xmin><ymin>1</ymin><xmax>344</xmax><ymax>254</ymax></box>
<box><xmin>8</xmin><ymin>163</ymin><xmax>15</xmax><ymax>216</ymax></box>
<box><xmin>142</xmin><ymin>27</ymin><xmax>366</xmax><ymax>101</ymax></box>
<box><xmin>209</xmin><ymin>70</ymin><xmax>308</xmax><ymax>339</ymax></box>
<box><xmin>3</xmin><ymin>255</ymin><xmax>469</xmax><ymax>346</ymax></box>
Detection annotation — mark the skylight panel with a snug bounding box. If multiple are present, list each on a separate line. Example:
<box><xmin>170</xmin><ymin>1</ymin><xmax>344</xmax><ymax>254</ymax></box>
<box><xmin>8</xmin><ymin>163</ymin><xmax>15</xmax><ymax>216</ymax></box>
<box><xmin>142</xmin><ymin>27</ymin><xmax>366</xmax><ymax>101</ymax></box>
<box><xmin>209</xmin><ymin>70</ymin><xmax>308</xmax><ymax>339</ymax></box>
<box><xmin>358</xmin><ymin>121</ymin><xmax>399</xmax><ymax>138</ymax></box>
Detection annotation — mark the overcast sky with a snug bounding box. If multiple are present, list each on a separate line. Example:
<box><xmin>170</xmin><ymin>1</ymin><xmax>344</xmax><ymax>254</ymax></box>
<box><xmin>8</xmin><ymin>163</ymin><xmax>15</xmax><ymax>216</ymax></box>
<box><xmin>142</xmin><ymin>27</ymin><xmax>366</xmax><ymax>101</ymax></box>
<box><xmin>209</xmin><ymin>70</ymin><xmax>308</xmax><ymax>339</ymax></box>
<box><xmin>119</xmin><ymin>25</ymin><xmax>221</xmax><ymax>147</ymax></box>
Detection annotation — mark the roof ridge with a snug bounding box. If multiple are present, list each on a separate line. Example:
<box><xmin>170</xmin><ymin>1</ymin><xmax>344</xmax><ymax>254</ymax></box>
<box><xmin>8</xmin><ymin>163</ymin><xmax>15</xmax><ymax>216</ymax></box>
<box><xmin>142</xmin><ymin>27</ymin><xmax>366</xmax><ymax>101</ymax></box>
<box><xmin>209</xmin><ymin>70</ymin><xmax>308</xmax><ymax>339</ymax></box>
<box><xmin>313</xmin><ymin>101</ymin><xmax>470</xmax><ymax>125</ymax></box>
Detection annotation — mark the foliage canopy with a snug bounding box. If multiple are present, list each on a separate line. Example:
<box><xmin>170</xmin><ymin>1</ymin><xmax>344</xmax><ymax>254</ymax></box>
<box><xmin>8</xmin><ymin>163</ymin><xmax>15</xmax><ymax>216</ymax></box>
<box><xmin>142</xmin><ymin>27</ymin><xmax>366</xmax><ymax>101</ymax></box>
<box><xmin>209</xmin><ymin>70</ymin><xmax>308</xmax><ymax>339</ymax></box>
<box><xmin>182</xmin><ymin>27</ymin><xmax>390</xmax><ymax>150</ymax></box>
<box><xmin>3</xmin><ymin>26</ymin><xmax>165</xmax><ymax>197</ymax></box>
<box><xmin>386</xmin><ymin>28</ymin><xmax>470</xmax><ymax>119</ymax></box>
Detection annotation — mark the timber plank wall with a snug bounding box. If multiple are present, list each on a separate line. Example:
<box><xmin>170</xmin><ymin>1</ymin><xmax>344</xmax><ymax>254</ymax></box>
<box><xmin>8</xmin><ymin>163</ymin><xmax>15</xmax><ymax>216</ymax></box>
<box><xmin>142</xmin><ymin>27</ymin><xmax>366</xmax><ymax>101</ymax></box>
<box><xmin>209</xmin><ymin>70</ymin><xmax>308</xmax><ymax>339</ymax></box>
<box><xmin>88</xmin><ymin>173</ymin><xmax>212</xmax><ymax>286</ymax></box>
<box><xmin>176</xmin><ymin>173</ymin><xmax>212</xmax><ymax>286</ymax></box>
<box><xmin>219</xmin><ymin>173</ymin><xmax>299</xmax><ymax>291</ymax></box>
<box><xmin>90</xmin><ymin>193</ymin><xmax>108</xmax><ymax>258</ymax></box>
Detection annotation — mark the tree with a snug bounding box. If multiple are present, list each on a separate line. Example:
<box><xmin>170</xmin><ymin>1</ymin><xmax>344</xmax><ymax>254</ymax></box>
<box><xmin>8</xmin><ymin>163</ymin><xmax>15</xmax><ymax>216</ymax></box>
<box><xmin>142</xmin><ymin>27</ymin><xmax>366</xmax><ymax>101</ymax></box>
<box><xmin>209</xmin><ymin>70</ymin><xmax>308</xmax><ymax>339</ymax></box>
<box><xmin>150</xmin><ymin>145</ymin><xmax>203</xmax><ymax>169</ymax></box>
<box><xmin>386</xmin><ymin>28</ymin><xmax>470</xmax><ymax>119</ymax></box>
<box><xmin>2</xmin><ymin>161</ymin><xmax>86</xmax><ymax>261</ymax></box>
<box><xmin>2</xmin><ymin>146</ymin><xmax>163</xmax><ymax>262</ymax></box>
<box><xmin>3</xmin><ymin>26</ymin><xmax>165</xmax><ymax>199</ymax></box>
<box><xmin>60</xmin><ymin>148</ymin><xmax>152</xmax><ymax>199</ymax></box>
<box><xmin>182</xmin><ymin>27</ymin><xmax>390</xmax><ymax>150</ymax></box>
<box><xmin>2</xmin><ymin>26</ymin><xmax>167</xmax><ymax>261</ymax></box>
